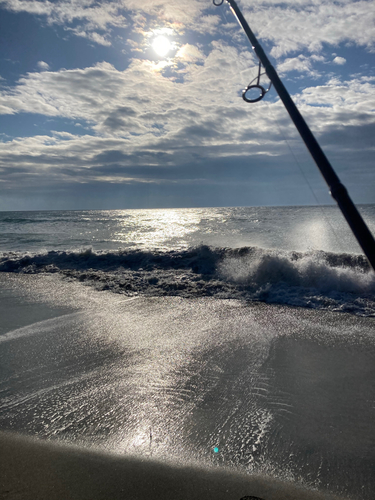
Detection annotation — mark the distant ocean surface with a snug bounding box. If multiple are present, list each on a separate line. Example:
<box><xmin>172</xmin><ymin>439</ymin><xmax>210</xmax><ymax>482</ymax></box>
<box><xmin>1</xmin><ymin>205</ymin><xmax>375</xmax><ymax>316</ymax></box>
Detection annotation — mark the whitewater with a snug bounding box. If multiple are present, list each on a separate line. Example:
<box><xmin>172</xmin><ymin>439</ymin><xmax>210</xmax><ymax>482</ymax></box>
<box><xmin>1</xmin><ymin>205</ymin><xmax>375</xmax><ymax>500</ymax></box>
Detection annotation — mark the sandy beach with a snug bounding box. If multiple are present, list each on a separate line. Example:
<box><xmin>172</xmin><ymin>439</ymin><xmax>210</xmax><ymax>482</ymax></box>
<box><xmin>0</xmin><ymin>273</ymin><xmax>374</xmax><ymax>499</ymax></box>
<box><xmin>0</xmin><ymin>431</ymin><xmax>342</xmax><ymax>500</ymax></box>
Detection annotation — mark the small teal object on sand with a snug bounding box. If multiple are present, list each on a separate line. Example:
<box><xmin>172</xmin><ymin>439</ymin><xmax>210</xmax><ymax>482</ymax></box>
<box><xmin>213</xmin><ymin>447</ymin><xmax>219</xmax><ymax>453</ymax></box>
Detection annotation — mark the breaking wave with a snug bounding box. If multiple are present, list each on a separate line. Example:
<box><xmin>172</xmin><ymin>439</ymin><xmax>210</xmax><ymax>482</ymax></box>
<box><xmin>1</xmin><ymin>245</ymin><xmax>374</xmax><ymax>316</ymax></box>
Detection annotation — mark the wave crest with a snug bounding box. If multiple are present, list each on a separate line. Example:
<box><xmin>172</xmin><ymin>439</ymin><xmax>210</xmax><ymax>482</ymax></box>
<box><xmin>1</xmin><ymin>245</ymin><xmax>374</xmax><ymax>316</ymax></box>
<box><xmin>219</xmin><ymin>249</ymin><xmax>374</xmax><ymax>295</ymax></box>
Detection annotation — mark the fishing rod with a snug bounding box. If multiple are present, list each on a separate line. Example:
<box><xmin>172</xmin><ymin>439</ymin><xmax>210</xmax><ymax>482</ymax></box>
<box><xmin>213</xmin><ymin>0</ymin><xmax>375</xmax><ymax>271</ymax></box>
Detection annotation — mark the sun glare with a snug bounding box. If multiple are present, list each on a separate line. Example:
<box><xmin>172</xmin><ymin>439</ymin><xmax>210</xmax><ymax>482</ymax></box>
<box><xmin>152</xmin><ymin>35</ymin><xmax>171</xmax><ymax>57</ymax></box>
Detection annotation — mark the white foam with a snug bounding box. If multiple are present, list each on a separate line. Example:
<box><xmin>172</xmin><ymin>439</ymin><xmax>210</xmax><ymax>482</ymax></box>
<box><xmin>1</xmin><ymin>245</ymin><xmax>374</xmax><ymax>316</ymax></box>
<box><xmin>0</xmin><ymin>312</ymin><xmax>83</xmax><ymax>344</ymax></box>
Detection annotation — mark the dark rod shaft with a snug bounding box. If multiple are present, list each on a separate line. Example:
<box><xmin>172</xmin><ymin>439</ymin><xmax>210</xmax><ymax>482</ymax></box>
<box><xmin>227</xmin><ymin>0</ymin><xmax>375</xmax><ymax>270</ymax></box>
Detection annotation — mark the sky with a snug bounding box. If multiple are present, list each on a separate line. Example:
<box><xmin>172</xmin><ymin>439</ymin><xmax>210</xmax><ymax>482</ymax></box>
<box><xmin>0</xmin><ymin>0</ymin><xmax>374</xmax><ymax>211</ymax></box>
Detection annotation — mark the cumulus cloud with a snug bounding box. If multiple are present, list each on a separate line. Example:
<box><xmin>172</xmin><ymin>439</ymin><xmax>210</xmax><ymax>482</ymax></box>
<box><xmin>1</xmin><ymin>0</ymin><xmax>374</xmax><ymax>56</ymax></box>
<box><xmin>0</xmin><ymin>41</ymin><xmax>374</xmax><ymax>193</ymax></box>
<box><xmin>122</xmin><ymin>0</ymin><xmax>220</xmax><ymax>33</ymax></box>
<box><xmin>0</xmin><ymin>0</ymin><xmax>125</xmax><ymax>47</ymax></box>
<box><xmin>1</xmin><ymin>0</ymin><xmax>375</xmax><ymax>207</ymax></box>
<box><xmin>0</xmin><ymin>43</ymin><xmax>294</xmax><ymax>192</ymax></box>
<box><xmin>332</xmin><ymin>56</ymin><xmax>347</xmax><ymax>65</ymax></box>
<box><xmin>2</xmin><ymin>0</ymin><xmax>125</xmax><ymax>27</ymax></box>
<box><xmin>175</xmin><ymin>44</ymin><xmax>205</xmax><ymax>63</ymax></box>
<box><xmin>297</xmin><ymin>76</ymin><xmax>375</xmax><ymax>111</ymax></box>
<box><xmin>239</xmin><ymin>0</ymin><xmax>375</xmax><ymax>57</ymax></box>
<box><xmin>0</xmin><ymin>0</ymin><xmax>218</xmax><ymax>45</ymax></box>
<box><xmin>37</xmin><ymin>61</ymin><xmax>50</xmax><ymax>71</ymax></box>
<box><xmin>126</xmin><ymin>39</ymin><xmax>143</xmax><ymax>53</ymax></box>
<box><xmin>310</xmin><ymin>55</ymin><xmax>326</xmax><ymax>62</ymax></box>
<box><xmin>277</xmin><ymin>55</ymin><xmax>320</xmax><ymax>76</ymax></box>
<box><xmin>0</xmin><ymin>46</ymin><xmax>260</xmax><ymax>140</ymax></box>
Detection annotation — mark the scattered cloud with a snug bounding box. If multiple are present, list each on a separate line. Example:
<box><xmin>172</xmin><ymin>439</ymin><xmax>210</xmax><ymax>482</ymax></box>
<box><xmin>0</xmin><ymin>0</ymin><xmax>217</xmax><ymax>45</ymax></box>
<box><xmin>1</xmin><ymin>0</ymin><xmax>374</xmax><ymax>208</ymax></box>
<box><xmin>2</xmin><ymin>0</ymin><xmax>373</xmax><ymax>54</ymax></box>
<box><xmin>0</xmin><ymin>38</ymin><xmax>374</xmax><ymax>195</ymax></box>
<box><xmin>66</xmin><ymin>27</ymin><xmax>112</xmax><ymax>46</ymax></box>
<box><xmin>175</xmin><ymin>44</ymin><xmax>205</xmax><ymax>63</ymax></box>
<box><xmin>277</xmin><ymin>55</ymin><xmax>320</xmax><ymax>76</ymax></box>
<box><xmin>0</xmin><ymin>0</ymin><xmax>124</xmax><ymax>63</ymax></box>
<box><xmin>297</xmin><ymin>76</ymin><xmax>375</xmax><ymax>112</ymax></box>
<box><xmin>332</xmin><ymin>56</ymin><xmax>347</xmax><ymax>65</ymax></box>
<box><xmin>241</xmin><ymin>0</ymin><xmax>375</xmax><ymax>57</ymax></box>
<box><xmin>126</xmin><ymin>39</ymin><xmax>143</xmax><ymax>53</ymax></box>
<box><xmin>37</xmin><ymin>61</ymin><xmax>50</xmax><ymax>71</ymax></box>
<box><xmin>310</xmin><ymin>55</ymin><xmax>326</xmax><ymax>62</ymax></box>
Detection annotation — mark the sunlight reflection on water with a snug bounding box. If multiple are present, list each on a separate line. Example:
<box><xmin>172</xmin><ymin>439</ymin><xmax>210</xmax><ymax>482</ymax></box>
<box><xmin>1</xmin><ymin>205</ymin><xmax>374</xmax><ymax>253</ymax></box>
<box><xmin>112</xmin><ymin>208</ymin><xmax>202</xmax><ymax>249</ymax></box>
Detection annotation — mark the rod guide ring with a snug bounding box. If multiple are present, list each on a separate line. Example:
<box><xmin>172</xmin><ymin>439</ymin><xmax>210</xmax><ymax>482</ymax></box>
<box><xmin>242</xmin><ymin>84</ymin><xmax>266</xmax><ymax>103</ymax></box>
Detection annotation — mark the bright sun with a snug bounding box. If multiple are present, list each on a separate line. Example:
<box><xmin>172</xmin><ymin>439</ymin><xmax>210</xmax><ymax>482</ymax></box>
<box><xmin>152</xmin><ymin>35</ymin><xmax>171</xmax><ymax>57</ymax></box>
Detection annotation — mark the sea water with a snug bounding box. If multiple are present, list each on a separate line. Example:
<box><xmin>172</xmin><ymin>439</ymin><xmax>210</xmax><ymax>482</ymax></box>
<box><xmin>0</xmin><ymin>205</ymin><xmax>375</xmax><ymax>499</ymax></box>
<box><xmin>1</xmin><ymin>205</ymin><xmax>375</xmax><ymax>315</ymax></box>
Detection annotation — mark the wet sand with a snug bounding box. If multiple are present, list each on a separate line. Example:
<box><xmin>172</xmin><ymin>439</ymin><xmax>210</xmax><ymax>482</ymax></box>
<box><xmin>0</xmin><ymin>273</ymin><xmax>374</xmax><ymax>499</ymax></box>
<box><xmin>0</xmin><ymin>431</ymin><xmax>340</xmax><ymax>500</ymax></box>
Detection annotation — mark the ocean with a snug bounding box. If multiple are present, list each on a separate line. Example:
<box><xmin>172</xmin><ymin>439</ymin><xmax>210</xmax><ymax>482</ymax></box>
<box><xmin>1</xmin><ymin>205</ymin><xmax>375</xmax><ymax>499</ymax></box>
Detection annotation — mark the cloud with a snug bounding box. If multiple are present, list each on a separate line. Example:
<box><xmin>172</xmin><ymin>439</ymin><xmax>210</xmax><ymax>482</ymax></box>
<box><xmin>2</xmin><ymin>0</ymin><xmax>374</xmax><ymax>58</ymax></box>
<box><xmin>0</xmin><ymin>0</ymin><xmax>127</xmax><ymax>29</ymax></box>
<box><xmin>238</xmin><ymin>0</ymin><xmax>375</xmax><ymax>57</ymax></box>
<box><xmin>310</xmin><ymin>55</ymin><xmax>326</xmax><ymax>62</ymax></box>
<box><xmin>66</xmin><ymin>27</ymin><xmax>112</xmax><ymax>46</ymax></box>
<box><xmin>126</xmin><ymin>39</ymin><xmax>144</xmax><ymax>53</ymax></box>
<box><xmin>37</xmin><ymin>61</ymin><xmax>50</xmax><ymax>71</ymax></box>
<box><xmin>0</xmin><ymin>42</ymin><xmax>291</xmax><ymax>193</ymax></box>
<box><xmin>332</xmin><ymin>56</ymin><xmax>346</xmax><ymax>65</ymax></box>
<box><xmin>296</xmin><ymin>76</ymin><xmax>375</xmax><ymax>113</ymax></box>
<box><xmin>0</xmin><ymin>23</ymin><xmax>374</xmax><ymax>207</ymax></box>
<box><xmin>175</xmin><ymin>44</ymin><xmax>205</xmax><ymax>63</ymax></box>
<box><xmin>0</xmin><ymin>0</ymin><xmax>126</xmax><ymax>45</ymax></box>
<box><xmin>0</xmin><ymin>41</ymin><xmax>374</xmax><ymax>148</ymax></box>
<box><xmin>0</xmin><ymin>45</ymin><xmax>259</xmax><ymax>139</ymax></box>
<box><xmin>0</xmin><ymin>0</ymin><xmax>218</xmax><ymax>45</ymax></box>
<box><xmin>122</xmin><ymin>0</ymin><xmax>220</xmax><ymax>34</ymax></box>
<box><xmin>277</xmin><ymin>55</ymin><xmax>319</xmax><ymax>76</ymax></box>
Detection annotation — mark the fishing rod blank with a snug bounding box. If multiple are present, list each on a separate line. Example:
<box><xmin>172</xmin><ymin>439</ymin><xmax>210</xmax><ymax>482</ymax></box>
<box><xmin>214</xmin><ymin>0</ymin><xmax>375</xmax><ymax>271</ymax></box>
